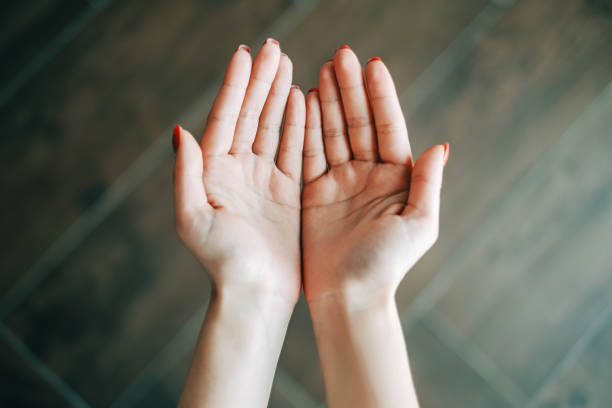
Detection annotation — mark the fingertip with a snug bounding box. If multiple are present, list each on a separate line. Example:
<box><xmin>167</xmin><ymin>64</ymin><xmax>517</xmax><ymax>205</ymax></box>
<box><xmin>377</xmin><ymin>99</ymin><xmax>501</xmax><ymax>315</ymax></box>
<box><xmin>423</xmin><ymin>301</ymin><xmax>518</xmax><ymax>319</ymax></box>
<box><xmin>443</xmin><ymin>142</ymin><xmax>450</xmax><ymax>167</ymax></box>
<box><xmin>172</xmin><ymin>124</ymin><xmax>181</xmax><ymax>153</ymax></box>
<box><xmin>235</xmin><ymin>44</ymin><xmax>251</xmax><ymax>53</ymax></box>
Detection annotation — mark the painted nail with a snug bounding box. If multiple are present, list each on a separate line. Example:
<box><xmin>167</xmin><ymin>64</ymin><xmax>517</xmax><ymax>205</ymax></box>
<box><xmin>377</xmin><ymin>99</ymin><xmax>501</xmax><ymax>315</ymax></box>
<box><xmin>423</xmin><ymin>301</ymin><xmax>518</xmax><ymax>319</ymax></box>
<box><xmin>368</xmin><ymin>56</ymin><xmax>382</xmax><ymax>63</ymax></box>
<box><xmin>264</xmin><ymin>38</ymin><xmax>279</xmax><ymax>46</ymax></box>
<box><xmin>235</xmin><ymin>44</ymin><xmax>251</xmax><ymax>53</ymax></box>
<box><xmin>443</xmin><ymin>142</ymin><xmax>450</xmax><ymax>167</ymax></box>
<box><xmin>173</xmin><ymin>125</ymin><xmax>181</xmax><ymax>153</ymax></box>
<box><xmin>337</xmin><ymin>44</ymin><xmax>350</xmax><ymax>50</ymax></box>
<box><xmin>309</xmin><ymin>87</ymin><xmax>319</xmax><ymax>93</ymax></box>
<box><xmin>291</xmin><ymin>84</ymin><xmax>300</xmax><ymax>90</ymax></box>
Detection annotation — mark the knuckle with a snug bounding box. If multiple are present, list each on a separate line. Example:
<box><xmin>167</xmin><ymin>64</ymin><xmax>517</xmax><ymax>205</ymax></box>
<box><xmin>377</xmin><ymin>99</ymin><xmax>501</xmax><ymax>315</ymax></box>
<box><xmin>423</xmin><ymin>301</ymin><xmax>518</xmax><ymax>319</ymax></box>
<box><xmin>303</xmin><ymin>147</ymin><xmax>324</xmax><ymax>158</ymax></box>
<box><xmin>411</xmin><ymin>172</ymin><xmax>431</xmax><ymax>185</ymax></box>
<box><xmin>323</xmin><ymin>126</ymin><xmax>346</xmax><ymax>139</ymax></box>
<box><xmin>259</xmin><ymin>121</ymin><xmax>282</xmax><ymax>134</ymax></box>
<box><xmin>346</xmin><ymin>115</ymin><xmax>371</xmax><ymax>130</ymax></box>
<box><xmin>375</xmin><ymin>121</ymin><xmax>404</xmax><ymax>137</ymax></box>
<box><xmin>239</xmin><ymin>107</ymin><xmax>260</xmax><ymax>122</ymax></box>
<box><xmin>280</xmin><ymin>143</ymin><xmax>301</xmax><ymax>154</ymax></box>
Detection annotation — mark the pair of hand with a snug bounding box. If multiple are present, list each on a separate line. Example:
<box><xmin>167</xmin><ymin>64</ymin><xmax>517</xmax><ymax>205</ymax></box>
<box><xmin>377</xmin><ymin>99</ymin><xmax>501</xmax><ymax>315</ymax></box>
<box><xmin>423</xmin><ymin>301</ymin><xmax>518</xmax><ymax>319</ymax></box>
<box><xmin>172</xmin><ymin>38</ymin><xmax>448</xmax><ymax>313</ymax></box>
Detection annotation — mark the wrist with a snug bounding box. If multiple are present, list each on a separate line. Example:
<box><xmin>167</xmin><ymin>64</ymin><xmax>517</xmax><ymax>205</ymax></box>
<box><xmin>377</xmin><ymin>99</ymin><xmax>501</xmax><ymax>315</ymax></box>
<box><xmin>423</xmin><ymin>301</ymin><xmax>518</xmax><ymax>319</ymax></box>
<box><xmin>212</xmin><ymin>282</ymin><xmax>297</xmax><ymax>318</ymax></box>
<box><xmin>307</xmin><ymin>285</ymin><xmax>397</xmax><ymax>323</ymax></box>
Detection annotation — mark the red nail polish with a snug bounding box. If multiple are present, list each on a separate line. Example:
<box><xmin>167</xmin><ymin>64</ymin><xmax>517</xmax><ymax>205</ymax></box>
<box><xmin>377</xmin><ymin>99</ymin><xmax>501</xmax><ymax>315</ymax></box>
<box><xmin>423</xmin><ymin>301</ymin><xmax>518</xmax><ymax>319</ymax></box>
<box><xmin>264</xmin><ymin>38</ymin><xmax>279</xmax><ymax>46</ymax></box>
<box><xmin>235</xmin><ymin>44</ymin><xmax>251</xmax><ymax>53</ymax></box>
<box><xmin>173</xmin><ymin>125</ymin><xmax>181</xmax><ymax>153</ymax></box>
<box><xmin>443</xmin><ymin>142</ymin><xmax>450</xmax><ymax>167</ymax></box>
<box><xmin>368</xmin><ymin>56</ymin><xmax>382</xmax><ymax>63</ymax></box>
<box><xmin>309</xmin><ymin>88</ymin><xmax>319</xmax><ymax>93</ymax></box>
<box><xmin>291</xmin><ymin>84</ymin><xmax>300</xmax><ymax>90</ymax></box>
<box><xmin>337</xmin><ymin>44</ymin><xmax>350</xmax><ymax>50</ymax></box>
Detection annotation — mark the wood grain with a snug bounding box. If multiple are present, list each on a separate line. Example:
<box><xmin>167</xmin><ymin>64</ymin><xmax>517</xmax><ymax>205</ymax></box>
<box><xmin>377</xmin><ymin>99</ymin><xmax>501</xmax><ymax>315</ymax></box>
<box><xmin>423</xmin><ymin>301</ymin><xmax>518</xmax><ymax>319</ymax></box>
<box><xmin>396</xmin><ymin>0</ymin><xmax>612</xmax><ymax>313</ymax></box>
<box><xmin>434</xmin><ymin>80</ymin><xmax>612</xmax><ymax>395</ymax></box>
<box><xmin>6</xmin><ymin>157</ymin><xmax>211</xmax><ymax>406</ymax></box>
<box><xmin>0</xmin><ymin>0</ymin><xmax>290</xmax><ymax>293</ymax></box>
<box><xmin>535</xmin><ymin>316</ymin><xmax>612</xmax><ymax>407</ymax></box>
<box><xmin>408</xmin><ymin>321</ymin><xmax>510</xmax><ymax>408</ymax></box>
<box><xmin>0</xmin><ymin>333</ymin><xmax>69</xmax><ymax>407</ymax></box>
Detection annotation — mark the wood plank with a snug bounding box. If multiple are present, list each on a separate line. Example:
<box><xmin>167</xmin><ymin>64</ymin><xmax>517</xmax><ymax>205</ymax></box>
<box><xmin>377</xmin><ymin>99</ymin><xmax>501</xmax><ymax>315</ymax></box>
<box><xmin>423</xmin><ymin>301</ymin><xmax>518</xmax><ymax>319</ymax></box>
<box><xmin>5</xmin><ymin>157</ymin><xmax>212</xmax><ymax>406</ymax></box>
<box><xmin>408</xmin><ymin>321</ymin><xmax>510</xmax><ymax>408</ymax></box>
<box><xmin>0</xmin><ymin>0</ymin><xmax>89</xmax><ymax>92</ymax></box>
<box><xmin>0</xmin><ymin>332</ymin><xmax>69</xmax><ymax>407</ymax></box>
<box><xmin>277</xmin><ymin>0</ymin><xmax>490</xmax><ymax>396</ymax></box>
<box><xmin>0</xmin><ymin>0</ymin><xmax>290</xmax><ymax>293</ymax></box>
<box><xmin>396</xmin><ymin>0</ymin><xmax>612</xmax><ymax>313</ymax></box>
<box><xmin>133</xmin><ymin>353</ymin><xmax>191</xmax><ymax>408</ymax></box>
<box><xmin>434</xmin><ymin>80</ymin><xmax>612</xmax><ymax>396</ymax></box>
<box><xmin>534</xmin><ymin>315</ymin><xmax>612</xmax><ymax>407</ymax></box>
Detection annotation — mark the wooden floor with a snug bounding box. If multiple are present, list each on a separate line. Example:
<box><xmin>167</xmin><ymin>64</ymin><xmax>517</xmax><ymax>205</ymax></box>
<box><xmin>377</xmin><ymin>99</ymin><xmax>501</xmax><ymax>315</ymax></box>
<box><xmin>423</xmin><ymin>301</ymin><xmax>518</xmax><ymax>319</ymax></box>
<box><xmin>1</xmin><ymin>0</ymin><xmax>612</xmax><ymax>407</ymax></box>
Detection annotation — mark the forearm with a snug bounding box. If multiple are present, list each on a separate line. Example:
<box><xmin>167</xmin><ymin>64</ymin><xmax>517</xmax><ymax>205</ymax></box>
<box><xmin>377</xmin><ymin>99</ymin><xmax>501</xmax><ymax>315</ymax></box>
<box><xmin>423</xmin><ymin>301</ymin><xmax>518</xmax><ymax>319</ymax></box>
<box><xmin>309</xmin><ymin>290</ymin><xmax>420</xmax><ymax>408</ymax></box>
<box><xmin>178</xmin><ymin>285</ymin><xmax>294</xmax><ymax>408</ymax></box>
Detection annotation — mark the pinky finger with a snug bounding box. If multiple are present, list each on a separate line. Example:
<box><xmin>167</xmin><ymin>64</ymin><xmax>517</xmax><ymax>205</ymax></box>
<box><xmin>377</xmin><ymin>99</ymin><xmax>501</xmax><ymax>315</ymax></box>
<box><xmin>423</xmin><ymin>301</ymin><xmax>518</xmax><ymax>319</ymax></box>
<box><xmin>277</xmin><ymin>86</ymin><xmax>306</xmax><ymax>182</ymax></box>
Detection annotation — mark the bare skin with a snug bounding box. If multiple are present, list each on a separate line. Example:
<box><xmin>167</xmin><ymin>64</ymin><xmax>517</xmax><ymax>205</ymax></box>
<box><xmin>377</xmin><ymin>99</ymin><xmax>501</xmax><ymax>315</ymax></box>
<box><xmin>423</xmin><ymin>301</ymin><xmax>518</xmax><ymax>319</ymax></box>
<box><xmin>302</xmin><ymin>47</ymin><xmax>448</xmax><ymax>407</ymax></box>
<box><xmin>173</xmin><ymin>40</ymin><xmax>448</xmax><ymax>408</ymax></box>
<box><xmin>173</xmin><ymin>39</ymin><xmax>305</xmax><ymax>407</ymax></box>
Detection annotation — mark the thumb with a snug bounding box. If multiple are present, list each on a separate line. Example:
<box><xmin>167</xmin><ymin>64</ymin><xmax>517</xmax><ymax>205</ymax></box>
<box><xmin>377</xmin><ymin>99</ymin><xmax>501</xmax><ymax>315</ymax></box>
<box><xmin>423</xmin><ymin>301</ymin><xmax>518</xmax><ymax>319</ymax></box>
<box><xmin>403</xmin><ymin>143</ymin><xmax>448</xmax><ymax>221</ymax></box>
<box><xmin>173</xmin><ymin>125</ymin><xmax>210</xmax><ymax>235</ymax></box>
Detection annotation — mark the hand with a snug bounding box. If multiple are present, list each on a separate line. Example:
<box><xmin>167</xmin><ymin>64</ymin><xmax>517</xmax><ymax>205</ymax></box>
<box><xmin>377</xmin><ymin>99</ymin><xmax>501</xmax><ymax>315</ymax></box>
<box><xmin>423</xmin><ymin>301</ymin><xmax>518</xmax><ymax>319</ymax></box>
<box><xmin>301</xmin><ymin>47</ymin><xmax>448</xmax><ymax>307</ymax></box>
<box><xmin>173</xmin><ymin>40</ymin><xmax>305</xmax><ymax>306</ymax></box>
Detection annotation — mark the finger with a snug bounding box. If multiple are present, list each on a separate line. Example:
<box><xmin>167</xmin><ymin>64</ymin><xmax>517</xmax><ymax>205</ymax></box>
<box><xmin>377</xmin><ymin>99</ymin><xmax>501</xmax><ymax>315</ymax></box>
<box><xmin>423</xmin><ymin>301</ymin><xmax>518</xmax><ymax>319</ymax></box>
<box><xmin>403</xmin><ymin>144</ymin><xmax>446</xmax><ymax>221</ymax></box>
<box><xmin>201</xmin><ymin>45</ymin><xmax>252</xmax><ymax>155</ymax></box>
<box><xmin>318</xmin><ymin>61</ymin><xmax>351</xmax><ymax>166</ymax></box>
<box><xmin>365</xmin><ymin>57</ymin><xmax>412</xmax><ymax>165</ymax></box>
<box><xmin>252</xmin><ymin>53</ymin><xmax>293</xmax><ymax>159</ymax></box>
<box><xmin>230</xmin><ymin>38</ymin><xmax>281</xmax><ymax>154</ymax></box>
<box><xmin>277</xmin><ymin>86</ymin><xmax>305</xmax><ymax>182</ymax></box>
<box><xmin>303</xmin><ymin>89</ymin><xmax>327</xmax><ymax>183</ymax></box>
<box><xmin>173</xmin><ymin>125</ymin><xmax>212</xmax><ymax>235</ymax></box>
<box><xmin>334</xmin><ymin>45</ymin><xmax>377</xmax><ymax>161</ymax></box>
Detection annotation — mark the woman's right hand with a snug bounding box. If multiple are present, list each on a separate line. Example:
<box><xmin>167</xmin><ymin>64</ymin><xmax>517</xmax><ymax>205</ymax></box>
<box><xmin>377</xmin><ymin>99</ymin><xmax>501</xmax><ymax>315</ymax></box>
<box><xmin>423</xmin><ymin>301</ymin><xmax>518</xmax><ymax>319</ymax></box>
<box><xmin>301</xmin><ymin>46</ymin><xmax>448</xmax><ymax>308</ymax></box>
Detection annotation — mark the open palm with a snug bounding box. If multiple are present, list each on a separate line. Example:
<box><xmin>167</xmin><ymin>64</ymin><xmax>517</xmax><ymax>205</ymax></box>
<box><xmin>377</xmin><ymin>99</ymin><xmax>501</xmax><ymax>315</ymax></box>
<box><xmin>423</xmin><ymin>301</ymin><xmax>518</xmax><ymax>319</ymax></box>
<box><xmin>302</xmin><ymin>48</ymin><xmax>447</xmax><ymax>304</ymax></box>
<box><xmin>173</xmin><ymin>41</ymin><xmax>305</xmax><ymax>304</ymax></box>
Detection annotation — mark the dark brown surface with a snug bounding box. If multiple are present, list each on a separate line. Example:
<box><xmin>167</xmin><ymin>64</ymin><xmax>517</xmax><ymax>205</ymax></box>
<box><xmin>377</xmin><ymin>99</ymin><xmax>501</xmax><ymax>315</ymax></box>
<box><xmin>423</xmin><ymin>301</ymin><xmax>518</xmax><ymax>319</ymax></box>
<box><xmin>6</xmin><ymin>158</ymin><xmax>210</xmax><ymax>406</ymax></box>
<box><xmin>396</xmin><ymin>0</ymin><xmax>612</xmax><ymax>312</ymax></box>
<box><xmin>0</xmin><ymin>330</ymin><xmax>69</xmax><ymax>407</ymax></box>
<box><xmin>3</xmin><ymin>0</ymin><xmax>612</xmax><ymax>407</ymax></box>
<box><xmin>0</xmin><ymin>0</ymin><xmax>290</xmax><ymax>293</ymax></box>
<box><xmin>435</xmin><ymin>81</ymin><xmax>612</xmax><ymax>395</ymax></box>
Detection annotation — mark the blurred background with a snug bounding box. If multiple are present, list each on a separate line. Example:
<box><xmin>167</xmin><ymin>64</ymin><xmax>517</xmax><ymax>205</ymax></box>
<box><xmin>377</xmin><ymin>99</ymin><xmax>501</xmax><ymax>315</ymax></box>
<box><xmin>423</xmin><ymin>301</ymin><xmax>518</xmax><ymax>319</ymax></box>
<box><xmin>1</xmin><ymin>0</ymin><xmax>612</xmax><ymax>406</ymax></box>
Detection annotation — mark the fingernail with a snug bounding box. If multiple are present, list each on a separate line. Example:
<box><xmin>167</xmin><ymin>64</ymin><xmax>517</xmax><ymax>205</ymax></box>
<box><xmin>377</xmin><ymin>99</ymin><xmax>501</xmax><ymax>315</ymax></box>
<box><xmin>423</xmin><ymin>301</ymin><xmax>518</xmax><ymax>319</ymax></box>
<box><xmin>173</xmin><ymin>125</ymin><xmax>181</xmax><ymax>153</ymax></box>
<box><xmin>443</xmin><ymin>142</ymin><xmax>450</xmax><ymax>167</ymax></box>
<box><xmin>281</xmin><ymin>52</ymin><xmax>288</xmax><ymax>57</ymax></box>
<box><xmin>291</xmin><ymin>84</ymin><xmax>300</xmax><ymax>90</ymax></box>
<box><xmin>264</xmin><ymin>38</ymin><xmax>279</xmax><ymax>46</ymax></box>
<box><xmin>326</xmin><ymin>59</ymin><xmax>334</xmax><ymax>63</ymax></box>
<box><xmin>235</xmin><ymin>44</ymin><xmax>251</xmax><ymax>53</ymax></box>
<box><xmin>309</xmin><ymin>87</ymin><xmax>319</xmax><ymax>93</ymax></box>
<box><xmin>368</xmin><ymin>56</ymin><xmax>382</xmax><ymax>63</ymax></box>
<box><xmin>337</xmin><ymin>44</ymin><xmax>350</xmax><ymax>51</ymax></box>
